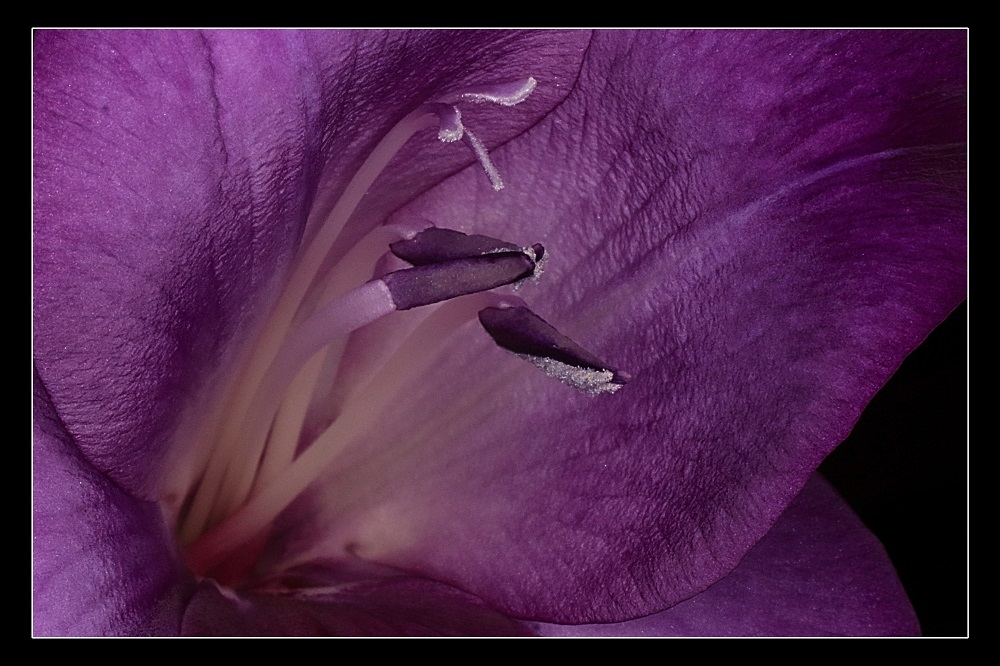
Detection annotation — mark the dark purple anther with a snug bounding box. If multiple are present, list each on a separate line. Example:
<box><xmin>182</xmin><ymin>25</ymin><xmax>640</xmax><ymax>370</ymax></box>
<box><xmin>382</xmin><ymin>252</ymin><xmax>536</xmax><ymax>310</ymax></box>
<box><xmin>478</xmin><ymin>306</ymin><xmax>630</xmax><ymax>394</ymax></box>
<box><xmin>529</xmin><ymin>243</ymin><xmax>544</xmax><ymax>263</ymax></box>
<box><xmin>390</xmin><ymin>228</ymin><xmax>524</xmax><ymax>265</ymax></box>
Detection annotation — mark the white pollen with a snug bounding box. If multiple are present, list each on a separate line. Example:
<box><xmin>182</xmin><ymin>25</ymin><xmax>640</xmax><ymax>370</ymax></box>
<box><xmin>438</xmin><ymin>127</ymin><xmax>463</xmax><ymax>142</ymax></box>
<box><xmin>526</xmin><ymin>246</ymin><xmax>546</xmax><ymax>282</ymax></box>
<box><xmin>511</xmin><ymin>246</ymin><xmax>545</xmax><ymax>290</ymax></box>
<box><xmin>517</xmin><ymin>355</ymin><xmax>623</xmax><ymax>396</ymax></box>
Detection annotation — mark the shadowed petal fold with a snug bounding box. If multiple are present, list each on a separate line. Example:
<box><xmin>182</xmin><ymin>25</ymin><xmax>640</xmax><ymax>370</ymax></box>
<box><xmin>181</xmin><ymin>578</ymin><xmax>532</xmax><ymax>636</ymax></box>
<box><xmin>532</xmin><ymin>474</ymin><xmax>920</xmax><ymax>636</ymax></box>
<box><xmin>33</xmin><ymin>371</ymin><xmax>193</xmax><ymax>636</ymax></box>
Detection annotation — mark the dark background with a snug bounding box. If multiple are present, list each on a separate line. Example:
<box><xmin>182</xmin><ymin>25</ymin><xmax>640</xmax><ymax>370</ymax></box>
<box><xmin>820</xmin><ymin>301</ymin><xmax>967</xmax><ymax>637</ymax></box>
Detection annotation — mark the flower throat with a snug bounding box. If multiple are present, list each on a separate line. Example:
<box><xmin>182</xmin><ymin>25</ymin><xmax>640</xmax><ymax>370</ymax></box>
<box><xmin>161</xmin><ymin>77</ymin><xmax>628</xmax><ymax>586</ymax></box>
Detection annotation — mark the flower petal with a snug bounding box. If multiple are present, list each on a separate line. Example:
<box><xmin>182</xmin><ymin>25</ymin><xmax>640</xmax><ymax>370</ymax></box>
<box><xmin>300</xmin><ymin>30</ymin><xmax>965</xmax><ymax>622</ymax></box>
<box><xmin>531</xmin><ymin>474</ymin><xmax>920</xmax><ymax>636</ymax></box>
<box><xmin>32</xmin><ymin>371</ymin><xmax>192</xmax><ymax>636</ymax></box>
<box><xmin>33</xmin><ymin>29</ymin><xmax>588</xmax><ymax>496</ymax></box>
<box><xmin>35</xmin><ymin>366</ymin><xmax>533</xmax><ymax>637</ymax></box>
<box><xmin>180</xmin><ymin>577</ymin><xmax>531</xmax><ymax>636</ymax></box>
<box><xmin>34</xmin><ymin>30</ymin><xmax>965</xmax><ymax>634</ymax></box>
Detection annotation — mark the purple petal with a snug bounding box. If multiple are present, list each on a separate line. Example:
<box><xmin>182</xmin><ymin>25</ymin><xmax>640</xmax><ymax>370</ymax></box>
<box><xmin>33</xmin><ymin>30</ymin><xmax>587</xmax><ymax>497</ymax></box>
<box><xmin>33</xmin><ymin>373</ymin><xmax>193</xmax><ymax>636</ymax></box>
<box><xmin>33</xmin><ymin>30</ymin><xmax>964</xmax><ymax>634</ymax></box>
<box><xmin>35</xmin><ymin>363</ymin><xmax>534</xmax><ymax>637</ymax></box>
<box><xmin>478</xmin><ymin>305</ymin><xmax>630</xmax><ymax>392</ymax></box>
<box><xmin>390</xmin><ymin>227</ymin><xmax>520</xmax><ymax>264</ymax></box>
<box><xmin>181</xmin><ymin>577</ymin><xmax>531</xmax><ymax>636</ymax></box>
<box><xmin>820</xmin><ymin>305</ymin><xmax>966</xmax><ymax>636</ymax></box>
<box><xmin>532</xmin><ymin>474</ymin><xmax>920</xmax><ymax>636</ymax></box>
<box><xmin>346</xmin><ymin>30</ymin><xmax>965</xmax><ymax>621</ymax></box>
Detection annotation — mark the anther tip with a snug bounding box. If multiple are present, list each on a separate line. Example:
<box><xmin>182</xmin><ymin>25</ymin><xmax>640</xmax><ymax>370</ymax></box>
<box><xmin>478</xmin><ymin>305</ymin><xmax>629</xmax><ymax>395</ymax></box>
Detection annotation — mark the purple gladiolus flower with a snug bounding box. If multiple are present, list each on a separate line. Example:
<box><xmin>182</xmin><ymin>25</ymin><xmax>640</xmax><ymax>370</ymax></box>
<box><xmin>33</xmin><ymin>30</ymin><xmax>966</xmax><ymax>636</ymax></box>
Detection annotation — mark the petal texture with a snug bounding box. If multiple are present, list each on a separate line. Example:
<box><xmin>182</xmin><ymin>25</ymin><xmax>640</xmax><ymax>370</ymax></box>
<box><xmin>532</xmin><ymin>474</ymin><xmax>920</xmax><ymax>636</ymax></box>
<box><xmin>33</xmin><ymin>372</ymin><xmax>192</xmax><ymax>636</ymax></box>
<box><xmin>34</xmin><ymin>30</ymin><xmax>964</xmax><ymax>634</ymax></box>
<box><xmin>33</xmin><ymin>29</ymin><xmax>588</xmax><ymax>497</ymax></box>
<box><xmin>297</xmin><ymin>30</ymin><xmax>966</xmax><ymax>622</ymax></box>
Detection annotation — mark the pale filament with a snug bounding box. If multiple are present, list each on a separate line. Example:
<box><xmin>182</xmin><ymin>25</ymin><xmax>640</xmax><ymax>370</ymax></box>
<box><xmin>254</xmin><ymin>223</ymin><xmax>429</xmax><ymax>493</ymax></box>
<box><xmin>175</xmin><ymin>77</ymin><xmax>539</xmax><ymax>563</ymax></box>
<box><xmin>178</xmin><ymin>110</ymin><xmax>438</xmax><ymax>543</ymax></box>
<box><xmin>185</xmin><ymin>293</ymin><xmax>497</xmax><ymax>574</ymax></box>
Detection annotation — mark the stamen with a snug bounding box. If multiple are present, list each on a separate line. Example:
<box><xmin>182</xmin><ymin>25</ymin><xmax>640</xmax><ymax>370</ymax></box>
<box><xmin>255</xmin><ymin>223</ymin><xmax>431</xmax><ymax>501</ymax></box>
<box><xmin>390</xmin><ymin>227</ymin><xmax>546</xmax><ymax>284</ymax></box>
<box><xmin>390</xmin><ymin>227</ymin><xmax>519</xmax><ymax>265</ymax></box>
<box><xmin>175</xmin><ymin>111</ymin><xmax>440</xmax><ymax>542</ymax></box>
<box><xmin>382</xmin><ymin>251</ymin><xmax>538</xmax><ymax>310</ymax></box>
<box><xmin>202</xmin><ymin>241</ymin><xmax>542</xmax><ymax>525</ymax></box>
<box><xmin>186</xmin><ymin>294</ymin><xmax>495</xmax><ymax>575</ymax></box>
<box><xmin>478</xmin><ymin>305</ymin><xmax>631</xmax><ymax>395</ymax></box>
<box><xmin>520</xmin><ymin>243</ymin><xmax>546</xmax><ymax>283</ymax></box>
<box><xmin>431</xmin><ymin>104</ymin><xmax>464</xmax><ymax>143</ymax></box>
<box><xmin>205</xmin><ymin>280</ymin><xmax>398</xmax><ymax>525</ymax></box>
<box><xmin>173</xmin><ymin>76</ymin><xmax>544</xmax><ymax>577</ymax></box>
